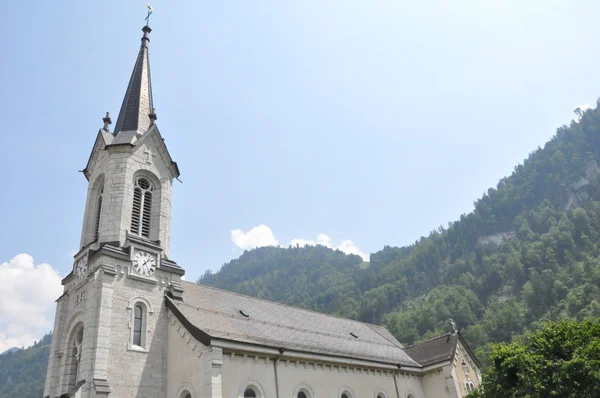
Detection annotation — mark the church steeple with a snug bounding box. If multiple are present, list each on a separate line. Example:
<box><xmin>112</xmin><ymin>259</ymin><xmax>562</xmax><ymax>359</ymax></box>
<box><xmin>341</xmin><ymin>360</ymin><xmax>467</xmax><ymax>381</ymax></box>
<box><xmin>113</xmin><ymin>25</ymin><xmax>155</xmax><ymax>140</ymax></box>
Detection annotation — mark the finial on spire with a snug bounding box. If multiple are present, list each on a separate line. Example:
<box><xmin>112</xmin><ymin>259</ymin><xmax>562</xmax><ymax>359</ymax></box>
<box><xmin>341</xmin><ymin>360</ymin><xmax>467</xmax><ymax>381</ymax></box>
<box><xmin>103</xmin><ymin>112</ymin><xmax>112</xmax><ymax>131</ymax></box>
<box><xmin>113</xmin><ymin>10</ymin><xmax>155</xmax><ymax>137</ymax></box>
<box><xmin>145</xmin><ymin>3</ymin><xmax>153</xmax><ymax>27</ymax></box>
<box><xmin>149</xmin><ymin>108</ymin><xmax>157</xmax><ymax>125</ymax></box>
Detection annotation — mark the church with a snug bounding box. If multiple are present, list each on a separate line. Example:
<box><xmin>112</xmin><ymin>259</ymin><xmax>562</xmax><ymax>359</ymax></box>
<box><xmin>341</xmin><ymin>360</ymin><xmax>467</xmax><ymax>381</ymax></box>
<box><xmin>43</xmin><ymin>22</ymin><xmax>481</xmax><ymax>398</ymax></box>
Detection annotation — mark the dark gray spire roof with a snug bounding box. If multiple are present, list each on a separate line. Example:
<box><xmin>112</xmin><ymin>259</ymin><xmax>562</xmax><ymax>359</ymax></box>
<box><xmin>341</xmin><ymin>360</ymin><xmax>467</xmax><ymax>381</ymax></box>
<box><xmin>112</xmin><ymin>25</ymin><xmax>155</xmax><ymax>144</ymax></box>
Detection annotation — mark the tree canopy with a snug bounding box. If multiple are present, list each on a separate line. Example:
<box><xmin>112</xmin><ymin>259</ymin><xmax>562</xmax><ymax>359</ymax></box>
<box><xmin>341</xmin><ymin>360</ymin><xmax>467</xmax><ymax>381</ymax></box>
<box><xmin>469</xmin><ymin>320</ymin><xmax>600</xmax><ymax>398</ymax></box>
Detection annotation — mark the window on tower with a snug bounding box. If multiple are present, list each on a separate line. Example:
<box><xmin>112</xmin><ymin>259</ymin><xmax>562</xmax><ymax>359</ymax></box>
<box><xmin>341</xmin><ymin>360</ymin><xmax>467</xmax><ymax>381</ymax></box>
<box><xmin>131</xmin><ymin>177</ymin><xmax>153</xmax><ymax>238</ymax></box>
<box><xmin>133</xmin><ymin>304</ymin><xmax>143</xmax><ymax>346</ymax></box>
<box><xmin>93</xmin><ymin>184</ymin><xmax>104</xmax><ymax>241</ymax></box>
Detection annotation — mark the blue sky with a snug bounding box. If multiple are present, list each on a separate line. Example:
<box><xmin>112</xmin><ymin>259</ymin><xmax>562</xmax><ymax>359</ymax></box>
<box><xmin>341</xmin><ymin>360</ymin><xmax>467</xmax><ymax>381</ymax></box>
<box><xmin>1</xmin><ymin>0</ymin><xmax>599</xmax><ymax>349</ymax></box>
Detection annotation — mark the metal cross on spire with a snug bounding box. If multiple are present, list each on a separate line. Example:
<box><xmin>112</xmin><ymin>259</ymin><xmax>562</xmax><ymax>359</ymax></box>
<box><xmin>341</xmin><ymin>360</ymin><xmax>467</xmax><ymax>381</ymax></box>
<box><xmin>145</xmin><ymin>3</ymin><xmax>154</xmax><ymax>26</ymax></box>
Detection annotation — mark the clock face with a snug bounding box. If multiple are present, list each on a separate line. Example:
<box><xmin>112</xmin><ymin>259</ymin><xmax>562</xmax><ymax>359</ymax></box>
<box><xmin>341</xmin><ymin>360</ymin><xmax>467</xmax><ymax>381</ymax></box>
<box><xmin>133</xmin><ymin>250</ymin><xmax>156</xmax><ymax>277</ymax></box>
<box><xmin>75</xmin><ymin>255</ymin><xmax>88</xmax><ymax>281</ymax></box>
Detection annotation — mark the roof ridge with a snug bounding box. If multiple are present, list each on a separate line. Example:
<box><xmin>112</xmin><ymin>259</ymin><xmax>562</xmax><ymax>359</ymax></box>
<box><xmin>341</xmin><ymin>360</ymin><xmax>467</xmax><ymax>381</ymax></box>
<box><xmin>185</xmin><ymin>281</ymin><xmax>390</xmax><ymax>329</ymax></box>
<box><xmin>404</xmin><ymin>332</ymin><xmax>453</xmax><ymax>349</ymax></box>
<box><xmin>365</xmin><ymin>324</ymin><xmax>405</xmax><ymax>349</ymax></box>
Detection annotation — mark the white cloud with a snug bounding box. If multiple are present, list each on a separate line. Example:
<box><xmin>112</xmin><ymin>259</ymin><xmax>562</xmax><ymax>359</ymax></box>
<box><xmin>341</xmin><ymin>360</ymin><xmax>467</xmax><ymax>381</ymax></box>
<box><xmin>290</xmin><ymin>233</ymin><xmax>369</xmax><ymax>261</ymax></box>
<box><xmin>232</xmin><ymin>226</ymin><xmax>368</xmax><ymax>261</ymax></box>
<box><xmin>0</xmin><ymin>254</ymin><xmax>62</xmax><ymax>353</ymax></box>
<box><xmin>231</xmin><ymin>224</ymin><xmax>278</xmax><ymax>249</ymax></box>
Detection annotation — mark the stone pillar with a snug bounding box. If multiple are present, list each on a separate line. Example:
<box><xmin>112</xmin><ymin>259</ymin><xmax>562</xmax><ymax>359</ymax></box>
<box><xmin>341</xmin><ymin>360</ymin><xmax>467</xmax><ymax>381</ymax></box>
<box><xmin>88</xmin><ymin>265</ymin><xmax>117</xmax><ymax>397</ymax></box>
<box><xmin>204</xmin><ymin>347</ymin><xmax>223</xmax><ymax>398</ymax></box>
<box><xmin>43</xmin><ymin>292</ymin><xmax>68</xmax><ymax>397</ymax></box>
<box><xmin>446</xmin><ymin>365</ymin><xmax>461</xmax><ymax>398</ymax></box>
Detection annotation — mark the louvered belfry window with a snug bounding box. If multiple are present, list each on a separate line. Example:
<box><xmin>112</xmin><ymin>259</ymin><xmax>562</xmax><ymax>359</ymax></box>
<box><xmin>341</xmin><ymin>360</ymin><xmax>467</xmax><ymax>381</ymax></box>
<box><xmin>93</xmin><ymin>184</ymin><xmax>104</xmax><ymax>241</ymax></box>
<box><xmin>131</xmin><ymin>177</ymin><xmax>153</xmax><ymax>238</ymax></box>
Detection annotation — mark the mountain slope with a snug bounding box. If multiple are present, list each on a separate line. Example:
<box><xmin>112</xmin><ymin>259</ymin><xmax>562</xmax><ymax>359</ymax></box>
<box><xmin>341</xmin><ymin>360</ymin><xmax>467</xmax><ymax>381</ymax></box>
<box><xmin>0</xmin><ymin>333</ymin><xmax>52</xmax><ymax>398</ymax></box>
<box><xmin>201</xmin><ymin>102</ymin><xmax>600</xmax><ymax>368</ymax></box>
<box><xmin>199</xmin><ymin>245</ymin><xmax>364</xmax><ymax>317</ymax></box>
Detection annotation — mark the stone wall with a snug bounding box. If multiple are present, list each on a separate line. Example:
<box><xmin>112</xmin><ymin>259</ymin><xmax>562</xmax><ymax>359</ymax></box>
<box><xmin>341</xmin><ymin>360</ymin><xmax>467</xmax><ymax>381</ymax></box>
<box><xmin>452</xmin><ymin>343</ymin><xmax>480</xmax><ymax>396</ymax></box>
<box><xmin>220</xmin><ymin>354</ymin><xmax>425</xmax><ymax>398</ymax></box>
<box><xmin>166</xmin><ymin>315</ymin><xmax>210</xmax><ymax>398</ymax></box>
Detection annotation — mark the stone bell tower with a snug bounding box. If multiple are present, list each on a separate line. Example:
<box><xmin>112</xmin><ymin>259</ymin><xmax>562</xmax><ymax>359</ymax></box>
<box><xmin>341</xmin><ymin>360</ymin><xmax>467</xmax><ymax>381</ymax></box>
<box><xmin>43</xmin><ymin>22</ymin><xmax>184</xmax><ymax>398</ymax></box>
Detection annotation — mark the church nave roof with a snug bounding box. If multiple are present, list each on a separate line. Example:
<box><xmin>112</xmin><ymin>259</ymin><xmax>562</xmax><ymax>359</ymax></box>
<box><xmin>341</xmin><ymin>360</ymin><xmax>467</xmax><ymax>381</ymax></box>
<box><xmin>167</xmin><ymin>282</ymin><xmax>420</xmax><ymax>367</ymax></box>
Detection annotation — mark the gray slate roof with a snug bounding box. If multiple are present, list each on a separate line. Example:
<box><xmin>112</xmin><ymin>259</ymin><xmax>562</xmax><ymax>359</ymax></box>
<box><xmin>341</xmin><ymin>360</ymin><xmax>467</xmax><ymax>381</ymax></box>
<box><xmin>113</xmin><ymin>25</ymin><xmax>154</xmax><ymax>143</ymax></box>
<box><xmin>403</xmin><ymin>333</ymin><xmax>458</xmax><ymax>367</ymax></box>
<box><xmin>170</xmin><ymin>282</ymin><xmax>420</xmax><ymax>367</ymax></box>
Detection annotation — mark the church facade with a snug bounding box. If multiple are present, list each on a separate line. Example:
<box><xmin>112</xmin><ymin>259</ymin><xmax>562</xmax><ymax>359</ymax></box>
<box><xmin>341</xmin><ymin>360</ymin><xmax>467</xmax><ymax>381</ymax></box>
<box><xmin>43</xmin><ymin>24</ymin><xmax>481</xmax><ymax>398</ymax></box>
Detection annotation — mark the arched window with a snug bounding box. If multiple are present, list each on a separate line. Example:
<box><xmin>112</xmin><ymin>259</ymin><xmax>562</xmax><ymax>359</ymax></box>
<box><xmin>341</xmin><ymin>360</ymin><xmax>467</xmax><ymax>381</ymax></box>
<box><xmin>244</xmin><ymin>388</ymin><xmax>257</xmax><ymax>398</ymax></box>
<box><xmin>465</xmin><ymin>380</ymin><xmax>475</xmax><ymax>393</ymax></box>
<box><xmin>131</xmin><ymin>177</ymin><xmax>153</xmax><ymax>238</ymax></box>
<box><xmin>240</xmin><ymin>381</ymin><xmax>264</xmax><ymax>398</ymax></box>
<box><xmin>133</xmin><ymin>304</ymin><xmax>143</xmax><ymax>346</ymax></box>
<box><xmin>180</xmin><ymin>391</ymin><xmax>192</xmax><ymax>398</ymax></box>
<box><xmin>340</xmin><ymin>389</ymin><xmax>354</xmax><ymax>398</ymax></box>
<box><xmin>64</xmin><ymin>323</ymin><xmax>84</xmax><ymax>391</ymax></box>
<box><xmin>295</xmin><ymin>384</ymin><xmax>314</xmax><ymax>398</ymax></box>
<box><xmin>375</xmin><ymin>391</ymin><xmax>387</xmax><ymax>398</ymax></box>
<box><xmin>93</xmin><ymin>184</ymin><xmax>104</xmax><ymax>241</ymax></box>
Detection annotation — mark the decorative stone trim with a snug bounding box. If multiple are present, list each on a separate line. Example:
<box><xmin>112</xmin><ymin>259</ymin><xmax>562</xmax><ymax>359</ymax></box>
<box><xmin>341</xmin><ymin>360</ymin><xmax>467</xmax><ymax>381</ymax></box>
<box><xmin>374</xmin><ymin>389</ymin><xmax>389</xmax><ymax>398</ymax></box>
<box><xmin>293</xmin><ymin>383</ymin><xmax>316</xmax><ymax>398</ymax></box>
<box><xmin>238</xmin><ymin>379</ymin><xmax>266</xmax><ymax>398</ymax></box>
<box><xmin>126</xmin><ymin>296</ymin><xmax>155</xmax><ymax>315</ymax></box>
<box><xmin>93</xmin><ymin>378</ymin><xmax>111</xmax><ymax>394</ymax></box>
<box><xmin>100</xmin><ymin>264</ymin><xmax>117</xmax><ymax>276</ymax></box>
<box><xmin>338</xmin><ymin>386</ymin><xmax>355</xmax><ymax>398</ymax></box>
<box><xmin>126</xmin><ymin>344</ymin><xmax>149</xmax><ymax>354</ymax></box>
<box><xmin>127</xmin><ymin>272</ymin><xmax>158</xmax><ymax>284</ymax></box>
<box><xmin>177</xmin><ymin>383</ymin><xmax>196</xmax><ymax>398</ymax></box>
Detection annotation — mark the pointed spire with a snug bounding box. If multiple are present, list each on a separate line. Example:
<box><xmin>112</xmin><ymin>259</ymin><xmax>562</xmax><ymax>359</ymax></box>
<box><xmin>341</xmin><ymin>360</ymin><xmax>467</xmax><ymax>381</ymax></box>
<box><xmin>113</xmin><ymin>25</ymin><xmax>155</xmax><ymax>138</ymax></box>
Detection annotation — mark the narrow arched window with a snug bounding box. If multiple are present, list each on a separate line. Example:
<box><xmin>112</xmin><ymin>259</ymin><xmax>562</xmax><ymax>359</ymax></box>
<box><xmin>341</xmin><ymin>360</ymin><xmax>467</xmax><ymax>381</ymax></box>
<box><xmin>131</xmin><ymin>177</ymin><xmax>153</xmax><ymax>238</ymax></box>
<box><xmin>93</xmin><ymin>184</ymin><xmax>104</xmax><ymax>241</ymax></box>
<box><xmin>298</xmin><ymin>391</ymin><xmax>307</xmax><ymax>398</ymax></box>
<box><xmin>244</xmin><ymin>388</ymin><xmax>257</xmax><ymax>398</ymax></box>
<box><xmin>133</xmin><ymin>304</ymin><xmax>143</xmax><ymax>346</ymax></box>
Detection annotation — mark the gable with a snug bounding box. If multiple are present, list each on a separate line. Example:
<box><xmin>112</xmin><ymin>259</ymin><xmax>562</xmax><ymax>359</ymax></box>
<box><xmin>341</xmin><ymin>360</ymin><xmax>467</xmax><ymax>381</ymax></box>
<box><xmin>403</xmin><ymin>333</ymin><xmax>458</xmax><ymax>367</ymax></box>
<box><xmin>83</xmin><ymin>130</ymin><xmax>114</xmax><ymax>180</ymax></box>
<box><xmin>130</xmin><ymin>125</ymin><xmax>180</xmax><ymax>179</ymax></box>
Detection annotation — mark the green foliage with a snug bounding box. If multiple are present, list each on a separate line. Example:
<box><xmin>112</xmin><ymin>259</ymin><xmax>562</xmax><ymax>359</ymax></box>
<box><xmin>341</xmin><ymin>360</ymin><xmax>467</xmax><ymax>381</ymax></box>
<box><xmin>199</xmin><ymin>245</ymin><xmax>364</xmax><ymax>315</ymax></box>
<box><xmin>202</xmin><ymin>102</ymin><xmax>600</xmax><ymax>370</ymax></box>
<box><xmin>0</xmin><ymin>333</ymin><xmax>52</xmax><ymax>398</ymax></box>
<box><xmin>469</xmin><ymin>320</ymin><xmax>600</xmax><ymax>398</ymax></box>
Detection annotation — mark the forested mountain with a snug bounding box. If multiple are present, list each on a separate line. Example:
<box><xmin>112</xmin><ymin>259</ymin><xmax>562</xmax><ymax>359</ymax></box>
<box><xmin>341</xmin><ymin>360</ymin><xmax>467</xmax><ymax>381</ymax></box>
<box><xmin>5</xmin><ymin>104</ymin><xmax>600</xmax><ymax>394</ymax></box>
<box><xmin>0</xmin><ymin>333</ymin><xmax>52</xmax><ymax>398</ymax></box>
<box><xmin>200</xmin><ymin>102</ymin><xmax>600</xmax><ymax>368</ymax></box>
